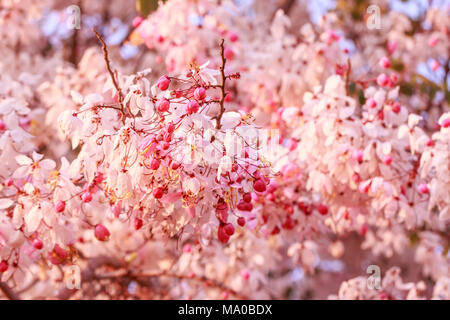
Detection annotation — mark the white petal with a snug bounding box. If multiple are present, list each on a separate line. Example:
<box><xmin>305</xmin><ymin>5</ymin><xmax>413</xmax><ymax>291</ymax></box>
<box><xmin>220</xmin><ymin>112</ymin><xmax>241</xmax><ymax>129</ymax></box>
<box><xmin>32</xmin><ymin>151</ymin><xmax>43</xmax><ymax>162</ymax></box>
<box><xmin>15</xmin><ymin>155</ymin><xmax>33</xmax><ymax>166</ymax></box>
<box><xmin>40</xmin><ymin>159</ymin><xmax>56</xmax><ymax>170</ymax></box>
<box><xmin>70</xmin><ymin>91</ymin><xmax>84</xmax><ymax>104</ymax></box>
<box><xmin>24</xmin><ymin>206</ymin><xmax>42</xmax><ymax>233</ymax></box>
<box><xmin>0</xmin><ymin>198</ymin><xmax>14</xmax><ymax>209</ymax></box>
<box><xmin>439</xmin><ymin>206</ymin><xmax>450</xmax><ymax>221</ymax></box>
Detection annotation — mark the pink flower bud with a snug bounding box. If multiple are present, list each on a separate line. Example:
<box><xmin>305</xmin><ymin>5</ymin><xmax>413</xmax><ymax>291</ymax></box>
<box><xmin>379</xmin><ymin>56</ymin><xmax>391</xmax><ymax>69</ymax></box>
<box><xmin>253</xmin><ymin>179</ymin><xmax>266</xmax><ymax>193</ymax></box>
<box><xmin>243</xmin><ymin>193</ymin><xmax>252</xmax><ymax>203</ymax></box>
<box><xmin>156</xmin><ymin>35</ymin><xmax>164</xmax><ymax>43</ymax></box>
<box><xmin>223</xmin><ymin>223</ymin><xmax>235</xmax><ymax>236</ymax></box>
<box><xmin>377</xmin><ymin>73</ymin><xmax>389</xmax><ymax>87</ymax></box>
<box><xmin>186</xmin><ymin>100</ymin><xmax>199</xmax><ymax>114</ymax></box>
<box><xmin>387</xmin><ymin>41</ymin><xmax>397</xmax><ymax>54</ymax></box>
<box><xmin>390</xmin><ymin>73</ymin><xmax>398</xmax><ymax>84</ymax></box>
<box><xmin>156</xmin><ymin>75</ymin><xmax>170</xmax><ymax>91</ymax></box>
<box><xmin>236</xmin><ymin>201</ymin><xmax>253</xmax><ymax>212</ymax></box>
<box><xmin>224</xmin><ymin>92</ymin><xmax>233</xmax><ymax>102</ymax></box>
<box><xmin>218</xmin><ymin>225</ymin><xmax>230</xmax><ymax>244</ymax></box>
<box><xmin>441</xmin><ymin>118</ymin><xmax>450</xmax><ymax>128</ymax></box>
<box><xmin>0</xmin><ymin>260</ymin><xmax>8</xmax><ymax>272</ymax></box>
<box><xmin>352</xmin><ymin>149</ymin><xmax>364</xmax><ymax>163</ymax></box>
<box><xmin>32</xmin><ymin>238</ymin><xmax>43</xmax><ymax>250</ymax></box>
<box><xmin>228</xmin><ymin>31</ymin><xmax>239</xmax><ymax>42</ymax></box>
<box><xmin>237</xmin><ymin>217</ymin><xmax>246</xmax><ymax>226</ymax></box>
<box><xmin>194</xmin><ymin>87</ymin><xmax>206</xmax><ymax>100</ymax></box>
<box><xmin>317</xmin><ymin>204</ymin><xmax>328</xmax><ymax>215</ymax></box>
<box><xmin>241</xmin><ymin>269</ymin><xmax>250</xmax><ymax>281</ymax></box>
<box><xmin>94</xmin><ymin>224</ymin><xmax>111</xmax><ymax>241</ymax></box>
<box><xmin>383</xmin><ymin>155</ymin><xmax>393</xmax><ymax>165</ymax></box>
<box><xmin>431</xmin><ymin>59</ymin><xmax>440</xmax><ymax>71</ymax></box>
<box><xmin>153</xmin><ymin>187</ymin><xmax>164</xmax><ymax>199</ymax></box>
<box><xmin>183</xmin><ymin>244</ymin><xmax>191</xmax><ymax>253</ymax></box>
<box><xmin>224</xmin><ymin>47</ymin><xmax>235</xmax><ymax>60</ymax></box>
<box><xmin>4</xmin><ymin>178</ymin><xmax>13</xmax><ymax>187</ymax></box>
<box><xmin>150</xmin><ymin>158</ymin><xmax>160</xmax><ymax>170</ymax></box>
<box><xmin>156</xmin><ymin>98</ymin><xmax>170</xmax><ymax>112</ymax></box>
<box><xmin>134</xmin><ymin>218</ymin><xmax>143</xmax><ymax>230</ymax></box>
<box><xmin>161</xmin><ymin>141</ymin><xmax>170</xmax><ymax>150</ymax></box>
<box><xmin>81</xmin><ymin>192</ymin><xmax>92</xmax><ymax>203</ymax></box>
<box><xmin>417</xmin><ymin>183</ymin><xmax>429</xmax><ymax>194</ymax></box>
<box><xmin>391</xmin><ymin>101</ymin><xmax>401</xmax><ymax>114</ymax></box>
<box><xmin>366</xmin><ymin>98</ymin><xmax>377</xmax><ymax>109</ymax></box>
<box><xmin>55</xmin><ymin>200</ymin><xmax>66</xmax><ymax>213</ymax></box>
<box><xmin>0</xmin><ymin>119</ymin><xmax>5</xmax><ymax>131</ymax></box>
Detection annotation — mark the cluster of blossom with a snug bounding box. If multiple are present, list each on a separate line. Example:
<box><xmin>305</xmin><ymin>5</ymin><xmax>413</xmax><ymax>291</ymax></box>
<box><xmin>0</xmin><ymin>0</ymin><xmax>449</xmax><ymax>300</ymax></box>
<box><xmin>330</xmin><ymin>266</ymin><xmax>450</xmax><ymax>300</ymax></box>
<box><xmin>133</xmin><ymin>0</ymin><xmax>349</xmax><ymax>114</ymax></box>
<box><xmin>128</xmin><ymin>0</ymin><xmax>450</xmax><ymax>298</ymax></box>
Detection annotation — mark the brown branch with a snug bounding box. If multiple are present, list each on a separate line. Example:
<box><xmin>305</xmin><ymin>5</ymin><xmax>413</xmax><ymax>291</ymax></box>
<box><xmin>443</xmin><ymin>55</ymin><xmax>449</xmax><ymax>93</ymax></box>
<box><xmin>93</xmin><ymin>29</ymin><xmax>127</xmax><ymax>123</ymax></box>
<box><xmin>100</xmin><ymin>270</ymin><xmax>248</xmax><ymax>300</ymax></box>
<box><xmin>0</xmin><ymin>281</ymin><xmax>20</xmax><ymax>300</ymax></box>
<box><xmin>215</xmin><ymin>38</ymin><xmax>227</xmax><ymax>129</ymax></box>
<box><xmin>56</xmin><ymin>251</ymin><xmax>247</xmax><ymax>300</ymax></box>
<box><xmin>57</xmin><ymin>255</ymin><xmax>125</xmax><ymax>300</ymax></box>
<box><xmin>344</xmin><ymin>58</ymin><xmax>352</xmax><ymax>96</ymax></box>
<box><xmin>68</xmin><ymin>0</ymin><xmax>82</xmax><ymax>65</ymax></box>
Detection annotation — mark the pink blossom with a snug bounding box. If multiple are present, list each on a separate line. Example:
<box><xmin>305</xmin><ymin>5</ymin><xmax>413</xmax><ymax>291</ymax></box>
<box><xmin>94</xmin><ymin>224</ymin><xmax>111</xmax><ymax>241</ymax></box>
<box><xmin>377</xmin><ymin>73</ymin><xmax>389</xmax><ymax>87</ymax></box>
<box><xmin>417</xmin><ymin>184</ymin><xmax>429</xmax><ymax>194</ymax></box>
<box><xmin>156</xmin><ymin>75</ymin><xmax>171</xmax><ymax>91</ymax></box>
<box><xmin>379</xmin><ymin>56</ymin><xmax>391</xmax><ymax>69</ymax></box>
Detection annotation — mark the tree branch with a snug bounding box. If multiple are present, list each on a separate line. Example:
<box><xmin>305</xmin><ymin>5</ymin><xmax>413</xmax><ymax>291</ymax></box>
<box><xmin>101</xmin><ymin>270</ymin><xmax>248</xmax><ymax>300</ymax></box>
<box><xmin>215</xmin><ymin>38</ymin><xmax>227</xmax><ymax>129</ymax></box>
<box><xmin>93</xmin><ymin>29</ymin><xmax>127</xmax><ymax>123</ymax></box>
<box><xmin>344</xmin><ymin>58</ymin><xmax>352</xmax><ymax>96</ymax></box>
<box><xmin>57</xmin><ymin>255</ymin><xmax>125</xmax><ymax>300</ymax></box>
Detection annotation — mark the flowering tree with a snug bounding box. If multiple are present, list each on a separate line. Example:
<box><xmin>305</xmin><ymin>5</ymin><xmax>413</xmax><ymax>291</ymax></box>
<box><xmin>0</xmin><ymin>0</ymin><xmax>449</xmax><ymax>300</ymax></box>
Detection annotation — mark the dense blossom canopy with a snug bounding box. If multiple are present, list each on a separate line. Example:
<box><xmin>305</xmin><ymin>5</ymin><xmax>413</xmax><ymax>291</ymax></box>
<box><xmin>0</xmin><ymin>0</ymin><xmax>449</xmax><ymax>300</ymax></box>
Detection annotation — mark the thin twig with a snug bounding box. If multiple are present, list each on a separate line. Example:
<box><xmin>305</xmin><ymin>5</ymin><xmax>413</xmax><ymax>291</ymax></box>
<box><xmin>215</xmin><ymin>39</ymin><xmax>227</xmax><ymax>129</ymax></box>
<box><xmin>344</xmin><ymin>58</ymin><xmax>352</xmax><ymax>96</ymax></box>
<box><xmin>93</xmin><ymin>29</ymin><xmax>126</xmax><ymax>123</ymax></box>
